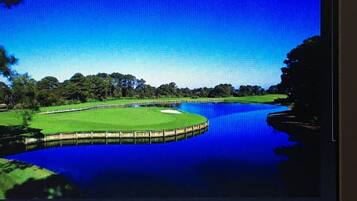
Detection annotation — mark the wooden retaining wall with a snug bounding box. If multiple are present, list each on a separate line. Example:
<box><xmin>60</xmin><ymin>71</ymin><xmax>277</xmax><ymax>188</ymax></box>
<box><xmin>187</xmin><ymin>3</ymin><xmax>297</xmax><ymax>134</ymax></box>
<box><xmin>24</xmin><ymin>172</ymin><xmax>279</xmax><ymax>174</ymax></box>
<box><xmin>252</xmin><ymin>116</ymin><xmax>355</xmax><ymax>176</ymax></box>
<box><xmin>23</xmin><ymin>121</ymin><xmax>209</xmax><ymax>145</ymax></box>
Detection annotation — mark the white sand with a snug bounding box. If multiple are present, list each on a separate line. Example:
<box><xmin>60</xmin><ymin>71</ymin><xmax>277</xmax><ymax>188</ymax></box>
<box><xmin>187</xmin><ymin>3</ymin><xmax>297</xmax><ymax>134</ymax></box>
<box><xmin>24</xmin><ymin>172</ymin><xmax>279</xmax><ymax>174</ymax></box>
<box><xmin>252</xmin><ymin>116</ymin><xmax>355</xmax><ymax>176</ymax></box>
<box><xmin>160</xmin><ymin>109</ymin><xmax>182</xmax><ymax>114</ymax></box>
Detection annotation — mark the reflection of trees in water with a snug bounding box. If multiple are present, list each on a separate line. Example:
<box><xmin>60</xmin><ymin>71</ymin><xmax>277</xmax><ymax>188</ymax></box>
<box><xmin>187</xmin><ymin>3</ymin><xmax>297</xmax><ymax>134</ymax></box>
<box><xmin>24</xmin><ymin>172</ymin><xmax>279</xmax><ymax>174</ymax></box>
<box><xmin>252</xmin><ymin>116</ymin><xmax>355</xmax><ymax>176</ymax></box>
<box><xmin>0</xmin><ymin>127</ymin><xmax>207</xmax><ymax>157</ymax></box>
<box><xmin>274</xmin><ymin>128</ymin><xmax>320</xmax><ymax>196</ymax></box>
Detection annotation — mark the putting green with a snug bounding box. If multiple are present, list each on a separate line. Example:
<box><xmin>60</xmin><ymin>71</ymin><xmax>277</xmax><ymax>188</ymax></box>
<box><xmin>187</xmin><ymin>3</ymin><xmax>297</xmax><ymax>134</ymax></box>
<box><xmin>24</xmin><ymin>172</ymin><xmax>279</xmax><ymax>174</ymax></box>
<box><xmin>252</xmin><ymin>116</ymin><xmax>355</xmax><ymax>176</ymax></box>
<box><xmin>29</xmin><ymin>107</ymin><xmax>207</xmax><ymax>134</ymax></box>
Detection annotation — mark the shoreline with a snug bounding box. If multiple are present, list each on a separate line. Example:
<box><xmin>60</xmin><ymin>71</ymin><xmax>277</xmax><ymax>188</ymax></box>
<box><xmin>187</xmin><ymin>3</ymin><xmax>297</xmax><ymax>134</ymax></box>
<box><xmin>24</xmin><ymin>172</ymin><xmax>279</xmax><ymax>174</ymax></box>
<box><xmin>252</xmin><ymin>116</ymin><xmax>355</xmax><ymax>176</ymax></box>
<box><xmin>38</xmin><ymin>94</ymin><xmax>286</xmax><ymax>114</ymax></box>
<box><xmin>0</xmin><ymin>158</ymin><xmax>79</xmax><ymax>199</ymax></box>
<box><xmin>23</xmin><ymin>121</ymin><xmax>209</xmax><ymax>145</ymax></box>
<box><xmin>267</xmin><ymin>110</ymin><xmax>320</xmax><ymax>142</ymax></box>
<box><xmin>1</xmin><ymin>128</ymin><xmax>208</xmax><ymax>157</ymax></box>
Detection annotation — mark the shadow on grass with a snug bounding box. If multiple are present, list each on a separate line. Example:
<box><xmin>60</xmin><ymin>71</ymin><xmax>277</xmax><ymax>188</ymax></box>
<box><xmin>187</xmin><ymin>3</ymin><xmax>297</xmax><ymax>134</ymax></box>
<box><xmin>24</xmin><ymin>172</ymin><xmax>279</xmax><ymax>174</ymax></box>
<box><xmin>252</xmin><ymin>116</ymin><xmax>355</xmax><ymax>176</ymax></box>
<box><xmin>5</xmin><ymin>174</ymin><xmax>80</xmax><ymax>199</ymax></box>
<box><xmin>0</xmin><ymin>125</ymin><xmax>43</xmax><ymax>157</ymax></box>
<box><xmin>0</xmin><ymin>125</ymin><xmax>43</xmax><ymax>138</ymax></box>
<box><xmin>0</xmin><ymin>159</ymin><xmax>34</xmax><ymax>173</ymax></box>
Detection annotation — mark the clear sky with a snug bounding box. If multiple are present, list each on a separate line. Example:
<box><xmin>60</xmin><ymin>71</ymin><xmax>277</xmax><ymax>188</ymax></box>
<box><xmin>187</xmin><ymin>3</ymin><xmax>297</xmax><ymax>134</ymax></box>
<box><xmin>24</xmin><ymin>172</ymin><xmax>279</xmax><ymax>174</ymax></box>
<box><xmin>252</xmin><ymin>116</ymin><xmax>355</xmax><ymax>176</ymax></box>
<box><xmin>0</xmin><ymin>0</ymin><xmax>320</xmax><ymax>89</ymax></box>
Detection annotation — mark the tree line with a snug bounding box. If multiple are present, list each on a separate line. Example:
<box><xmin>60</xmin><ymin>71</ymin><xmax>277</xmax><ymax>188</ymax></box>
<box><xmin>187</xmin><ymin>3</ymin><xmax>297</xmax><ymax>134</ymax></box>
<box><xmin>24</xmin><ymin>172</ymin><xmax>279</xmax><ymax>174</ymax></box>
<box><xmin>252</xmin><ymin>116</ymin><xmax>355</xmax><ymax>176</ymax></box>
<box><xmin>0</xmin><ymin>70</ymin><xmax>281</xmax><ymax>108</ymax></box>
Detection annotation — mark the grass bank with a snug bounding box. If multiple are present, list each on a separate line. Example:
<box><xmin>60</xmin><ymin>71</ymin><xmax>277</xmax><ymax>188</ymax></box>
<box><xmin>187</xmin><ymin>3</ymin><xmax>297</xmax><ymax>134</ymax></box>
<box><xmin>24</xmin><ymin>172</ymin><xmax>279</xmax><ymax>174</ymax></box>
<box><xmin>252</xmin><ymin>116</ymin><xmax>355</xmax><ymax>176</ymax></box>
<box><xmin>39</xmin><ymin>94</ymin><xmax>287</xmax><ymax>112</ymax></box>
<box><xmin>0</xmin><ymin>158</ymin><xmax>53</xmax><ymax>199</ymax></box>
<box><xmin>0</xmin><ymin>107</ymin><xmax>207</xmax><ymax>135</ymax></box>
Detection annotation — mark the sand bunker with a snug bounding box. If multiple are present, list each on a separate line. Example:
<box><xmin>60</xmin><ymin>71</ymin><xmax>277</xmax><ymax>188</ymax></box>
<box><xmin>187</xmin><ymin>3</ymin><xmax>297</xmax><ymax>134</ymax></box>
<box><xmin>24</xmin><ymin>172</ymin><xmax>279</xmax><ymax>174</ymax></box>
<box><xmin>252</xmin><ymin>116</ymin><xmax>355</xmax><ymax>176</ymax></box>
<box><xmin>160</xmin><ymin>109</ymin><xmax>182</xmax><ymax>114</ymax></box>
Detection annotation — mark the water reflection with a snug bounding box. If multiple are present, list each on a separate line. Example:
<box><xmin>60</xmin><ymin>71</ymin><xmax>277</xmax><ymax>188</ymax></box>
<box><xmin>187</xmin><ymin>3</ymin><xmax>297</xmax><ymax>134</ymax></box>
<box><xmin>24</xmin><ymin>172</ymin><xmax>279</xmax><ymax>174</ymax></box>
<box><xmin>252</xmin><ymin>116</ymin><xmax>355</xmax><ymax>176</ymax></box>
<box><xmin>274</xmin><ymin>129</ymin><xmax>320</xmax><ymax>196</ymax></box>
<box><xmin>0</xmin><ymin>128</ymin><xmax>207</xmax><ymax>157</ymax></box>
<box><xmin>4</xmin><ymin>103</ymin><xmax>320</xmax><ymax>198</ymax></box>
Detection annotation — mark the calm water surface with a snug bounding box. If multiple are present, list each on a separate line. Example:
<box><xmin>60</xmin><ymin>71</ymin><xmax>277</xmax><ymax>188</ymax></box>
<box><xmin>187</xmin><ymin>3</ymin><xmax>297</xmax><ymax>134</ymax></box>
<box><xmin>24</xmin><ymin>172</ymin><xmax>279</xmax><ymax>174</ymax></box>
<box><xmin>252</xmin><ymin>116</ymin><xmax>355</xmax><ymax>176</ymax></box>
<box><xmin>6</xmin><ymin>103</ymin><xmax>298</xmax><ymax>198</ymax></box>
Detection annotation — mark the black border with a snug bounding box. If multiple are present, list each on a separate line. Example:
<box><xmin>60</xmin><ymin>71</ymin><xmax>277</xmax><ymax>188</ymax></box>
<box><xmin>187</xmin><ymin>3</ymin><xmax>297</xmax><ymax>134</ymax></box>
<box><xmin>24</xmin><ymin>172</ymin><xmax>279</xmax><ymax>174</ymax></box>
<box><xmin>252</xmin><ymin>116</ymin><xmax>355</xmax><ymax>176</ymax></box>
<box><xmin>320</xmin><ymin>0</ymin><xmax>338</xmax><ymax>201</ymax></box>
<box><xmin>339</xmin><ymin>0</ymin><xmax>357</xmax><ymax>201</ymax></box>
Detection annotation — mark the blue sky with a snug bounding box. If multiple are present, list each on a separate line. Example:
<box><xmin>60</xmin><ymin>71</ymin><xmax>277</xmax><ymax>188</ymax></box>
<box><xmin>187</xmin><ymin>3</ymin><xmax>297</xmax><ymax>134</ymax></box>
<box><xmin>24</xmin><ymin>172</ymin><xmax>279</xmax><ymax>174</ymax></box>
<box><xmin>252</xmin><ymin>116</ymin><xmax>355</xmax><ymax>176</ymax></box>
<box><xmin>0</xmin><ymin>0</ymin><xmax>320</xmax><ymax>88</ymax></box>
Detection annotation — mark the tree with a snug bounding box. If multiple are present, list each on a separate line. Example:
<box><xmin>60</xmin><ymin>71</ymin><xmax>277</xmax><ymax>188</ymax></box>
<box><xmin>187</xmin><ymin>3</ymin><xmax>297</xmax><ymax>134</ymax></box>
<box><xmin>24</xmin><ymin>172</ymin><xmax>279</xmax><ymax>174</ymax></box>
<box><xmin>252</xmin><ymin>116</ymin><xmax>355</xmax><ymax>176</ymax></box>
<box><xmin>10</xmin><ymin>74</ymin><xmax>39</xmax><ymax>127</ymax></box>
<box><xmin>236</xmin><ymin>85</ymin><xmax>265</xmax><ymax>96</ymax></box>
<box><xmin>109</xmin><ymin>72</ymin><xmax>125</xmax><ymax>97</ymax></box>
<box><xmin>11</xmin><ymin>74</ymin><xmax>38</xmax><ymax>109</ymax></box>
<box><xmin>63</xmin><ymin>73</ymin><xmax>89</xmax><ymax>102</ymax></box>
<box><xmin>37</xmin><ymin>76</ymin><xmax>60</xmax><ymax>91</ymax></box>
<box><xmin>279</xmin><ymin>36</ymin><xmax>323</xmax><ymax>121</ymax></box>
<box><xmin>36</xmin><ymin>76</ymin><xmax>61</xmax><ymax>106</ymax></box>
<box><xmin>136</xmin><ymin>83</ymin><xmax>156</xmax><ymax>98</ymax></box>
<box><xmin>156</xmin><ymin>82</ymin><xmax>178</xmax><ymax>97</ymax></box>
<box><xmin>121</xmin><ymin>74</ymin><xmax>137</xmax><ymax>97</ymax></box>
<box><xmin>178</xmin><ymin>87</ymin><xmax>192</xmax><ymax>97</ymax></box>
<box><xmin>1</xmin><ymin>0</ymin><xmax>35</xmax><ymax>128</ymax></box>
<box><xmin>87</xmin><ymin>75</ymin><xmax>110</xmax><ymax>101</ymax></box>
<box><xmin>1</xmin><ymin>0</ymin><xmax>22</xmax><ymax>78</ymax></box>
<box><xmin>0</xmin><ymin>81</ymin><xmax>10</xmax><ymax>104</ymax></box>
<box><xmin>209</xmin><ymin>84</ymin><xmax>234</xmax><ymax>97</ymax></box>
<box><xmin>266</xmin><ymin>84</ymin><xmax>284</xmax><ymax>94</ymax></box>
<box><xmin>0</xmin><ymin>47</ymin><xmax>17</xmax><ymax>80</ymax></box>
<box><xmin>192</xmin><ymin>87</ymin><xmax>211</xmax><ymax>97</ymax></box>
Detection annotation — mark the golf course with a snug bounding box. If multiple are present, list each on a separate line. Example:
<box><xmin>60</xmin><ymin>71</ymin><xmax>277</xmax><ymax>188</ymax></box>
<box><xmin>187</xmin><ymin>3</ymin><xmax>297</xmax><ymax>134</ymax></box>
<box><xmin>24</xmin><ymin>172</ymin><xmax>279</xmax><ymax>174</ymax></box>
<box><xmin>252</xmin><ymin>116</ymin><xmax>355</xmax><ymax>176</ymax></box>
<box><xmin>0</xmin><ymin>94</ymin><xmax>286</xmax><ymax>198</ymax></box>
<box><xmin>0</xmin><ymin>94</ymin><xmax>285</xmax><ymax>136</ymax></box>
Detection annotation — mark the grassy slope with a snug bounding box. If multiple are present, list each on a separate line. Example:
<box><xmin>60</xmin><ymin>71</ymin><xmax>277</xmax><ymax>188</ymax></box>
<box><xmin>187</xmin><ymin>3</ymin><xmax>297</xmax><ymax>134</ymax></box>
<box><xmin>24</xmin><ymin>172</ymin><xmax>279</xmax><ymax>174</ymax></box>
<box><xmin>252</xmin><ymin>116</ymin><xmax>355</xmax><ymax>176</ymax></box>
<box><xmin>0</xmin><ymin>111</ymin><xmax>22</xmax><ymax>126</ymax></box>
<box><xmin>40</xmin><ymin>94</ymin><xmax>287</xmax><ymax>112</ymax></box>
<box><xmin>1</xmin><ymin>107</ymin><xmax>207</xmax><ymax>134</ymax></box>
<box><xmin>0</xmin><ymin>158</ymin><xmax>53</xmax><ymax>199</ymax></box>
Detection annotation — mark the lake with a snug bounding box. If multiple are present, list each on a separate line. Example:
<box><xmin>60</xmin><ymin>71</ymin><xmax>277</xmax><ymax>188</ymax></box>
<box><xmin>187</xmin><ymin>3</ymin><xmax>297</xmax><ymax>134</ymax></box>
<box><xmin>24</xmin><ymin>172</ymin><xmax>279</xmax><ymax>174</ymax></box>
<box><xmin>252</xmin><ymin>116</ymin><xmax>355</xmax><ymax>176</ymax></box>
<box><xmin>5</xmin><ymin>103</ymin><xmax>309</xmax><ymax>198</ymax></box>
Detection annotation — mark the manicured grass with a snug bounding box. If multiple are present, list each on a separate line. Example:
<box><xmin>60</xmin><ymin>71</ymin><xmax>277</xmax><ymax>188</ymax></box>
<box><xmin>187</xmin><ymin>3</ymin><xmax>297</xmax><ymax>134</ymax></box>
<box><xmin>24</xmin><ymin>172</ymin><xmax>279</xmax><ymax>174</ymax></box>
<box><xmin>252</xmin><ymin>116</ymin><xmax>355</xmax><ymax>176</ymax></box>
<box><xmin>0</xmin><ymin>94</ymin><xmax>285</xmax><ymax>135</ymax></box>
<box><xmin>0</xmin><ymin>158</ymin><xmax>54</xmax><ymax>199</ymax></box>
<box><xmin>0</xmin><ymin>111</ymin><xmax>23</xmax><ymax>126</ymax></box>
<box><xmin>222</xmin><ymin>94</ymin><xmax>287</xmax><ymax>103</ymax></box>
<box><xmin>1</xmin><ymin>107</ymin><xmax>207</xmax><ymax>135</ymax></box>
<box><xmin>40</xmin><ymin>94</ymin><xmax>287</xmax><ymax>112</ymax></box>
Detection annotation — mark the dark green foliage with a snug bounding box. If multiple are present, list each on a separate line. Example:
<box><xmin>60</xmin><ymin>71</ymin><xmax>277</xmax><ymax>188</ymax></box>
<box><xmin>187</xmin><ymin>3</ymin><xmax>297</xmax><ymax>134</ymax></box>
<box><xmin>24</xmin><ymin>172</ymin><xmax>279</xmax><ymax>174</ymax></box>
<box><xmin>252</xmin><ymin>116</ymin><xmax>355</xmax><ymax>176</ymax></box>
<box><xmin>209</xmin><ymin>84</ymin><xmax>234</xmax><ymax>97</ymax></box>
<box><xmin>156</xmin><ymin>82</ymin><xmax>178</xmax><ymax>97</ymax></box>
<box><xmin>63</xmin><ymin>73</ymin><xmax>89</xmax><ymax>102</ymax></box>
<box><xmin>266</xmin><ymin>84</ymin><xmax>285</xmax><ymax>94</ymax></box>
<box><xmin>0</xmin><ymin>0</ymin><xmax>22</xmax><ymax>8</ymax></box>
<box><xmin>192</xmin><ymin>87</ymin><xmax>211</xmax><ymax>97</ymax></box>
<box><xmin>20</xmin><ymin>110</ymin><xmax>34</xmax><ymax>128</ymax></box>
<box><xmin>279</xmin><ymin>36</ymin><xmax>323</xmax><ymax>121</ymax></box>
<box><xmin>135</xmin><ymin>80</ymin><xmax>156</xmax><ymax>98</ymax></box>
<box><xmin>87</xmin><ymin>75</ymin><xmax>110</xmax><ymax>101</ymax></box>
<box><xmin>10</xmin><ymin>74</ymin><xmax>38</xmax><ymax>110</ymax></box>
<box><xmin>236</xmin><ymin>85</ymin><xmax>265</xmax><ymax>96</ymax></box>
<box><xmin>109</xmin><ymin>72</ymin><xmax>140</xmax><ymax>97</ymax></box>
<box><xmin>3</xmin><ymin>71</ymin><xmax>270</xmax><ymax>107</ymax></box>
<box><xmin>0</xmin><ymin>81</ymin><xmax>10</xmax><ymax>104</ymax></box>
<box><xmin>178</xmin><ymin>87</ymin><xmax>192</xmax><ymax>97</ymax></box>
<box><xmin>36</xmin><ymin>76</ymin><xmax>61</xmax><ymax>106</ymax></box>
<box><xmin>0</xmin><ymin>47</ymin><xmax>17</xmax><ymax>80</ymax></box>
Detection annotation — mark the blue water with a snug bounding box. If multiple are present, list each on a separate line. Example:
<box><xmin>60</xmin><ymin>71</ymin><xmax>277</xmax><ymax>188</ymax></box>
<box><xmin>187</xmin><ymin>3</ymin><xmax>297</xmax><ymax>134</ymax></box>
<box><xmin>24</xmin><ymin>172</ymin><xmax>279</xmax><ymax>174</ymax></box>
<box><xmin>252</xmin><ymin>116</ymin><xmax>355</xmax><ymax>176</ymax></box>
<box><xmin>6</xmin><ymin>103</ymin><xmax>296</xmax><ymax>198</ymax></box>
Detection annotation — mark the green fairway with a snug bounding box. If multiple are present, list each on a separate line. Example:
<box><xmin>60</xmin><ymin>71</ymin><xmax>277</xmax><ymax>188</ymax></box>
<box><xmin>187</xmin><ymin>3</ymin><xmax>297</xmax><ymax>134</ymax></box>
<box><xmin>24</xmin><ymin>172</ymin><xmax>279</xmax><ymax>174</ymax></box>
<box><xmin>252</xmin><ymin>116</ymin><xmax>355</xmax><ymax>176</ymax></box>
<box><xmin>40</xmin><ymin>94</ymin><xmax>287</xmax><ymax>112</ymax></box>
<box><xmin>0</xmin><ymin>158</ymin><xmax>54</xmax><ymax>199</ymax></box>
<box><xmin>0</xmin><ymin>95</ymin><xmax>285</xmax><ymax>135</ymax></box>
<box><xmin>0</xmin><ymin>107</ymin><xmax>207</xmax><ymax>135</ymax></box>
<box><xmin>0</xmin><ymin>111</ymin><xmax>22</xmax><ymax>126</ymax></box>
<box><xmin>222</xmin><ymin>94</ymin><xmax>287</xmax><ymax>103</ymax></box>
